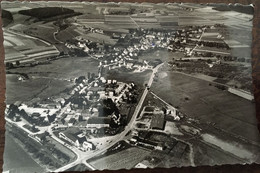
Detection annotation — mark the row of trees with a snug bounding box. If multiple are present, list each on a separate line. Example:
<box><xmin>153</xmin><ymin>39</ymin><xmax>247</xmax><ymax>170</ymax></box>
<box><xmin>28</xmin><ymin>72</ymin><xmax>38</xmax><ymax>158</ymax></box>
<box><xmin>5</xmin><ymin>61</ymin><xmax>20</xmax><ymax>69</ymax></box>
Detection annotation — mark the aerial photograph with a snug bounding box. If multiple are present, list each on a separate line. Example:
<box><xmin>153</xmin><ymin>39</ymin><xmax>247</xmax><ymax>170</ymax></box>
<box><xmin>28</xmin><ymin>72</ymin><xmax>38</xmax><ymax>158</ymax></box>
<box><xmin>1</xmin><ymin>1</ymin><xmax>259</xmax><ymax>173</ymax></box>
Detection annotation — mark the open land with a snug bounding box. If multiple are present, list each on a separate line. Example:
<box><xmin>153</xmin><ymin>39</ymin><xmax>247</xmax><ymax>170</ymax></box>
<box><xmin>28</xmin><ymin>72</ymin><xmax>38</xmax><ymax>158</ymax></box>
<box><xmin>3</xmin><ymin>132</ymin><xmax>45</xmax><ymax>173</ymax></box>
<box><xmin>151</xmin><ymin>63</ymin><xmax>258</xmax><ymax>143</ymax></box>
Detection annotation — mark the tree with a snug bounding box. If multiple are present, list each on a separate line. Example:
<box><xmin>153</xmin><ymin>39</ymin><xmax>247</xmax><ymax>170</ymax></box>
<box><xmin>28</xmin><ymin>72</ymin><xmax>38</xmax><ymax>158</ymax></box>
<box><xmin>207</xmin><ymin>59</ymin><xmax>212</xmax><ymax>64</ymax></box>
<box><xmin>6</xmin><ymin>62</ymin><xmax>14</xmax><ymax>69</ymax></box>
<box><xmin>16</xmin><ymin>60</ymin><xmax>20</xmax><ymax>66</ymax></box>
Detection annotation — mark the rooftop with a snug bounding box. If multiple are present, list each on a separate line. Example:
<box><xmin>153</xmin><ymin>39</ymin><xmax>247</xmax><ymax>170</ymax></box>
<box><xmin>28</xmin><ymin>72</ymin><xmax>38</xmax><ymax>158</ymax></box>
<box><xmin>150</xmin><ymin>113</ymin><xmax>165</xmax><ymax>130</ymax></box>
<box><xmin>87</xmin><ymin>117</ymin><xmax>111</xmax><ymax>124</ymax></box>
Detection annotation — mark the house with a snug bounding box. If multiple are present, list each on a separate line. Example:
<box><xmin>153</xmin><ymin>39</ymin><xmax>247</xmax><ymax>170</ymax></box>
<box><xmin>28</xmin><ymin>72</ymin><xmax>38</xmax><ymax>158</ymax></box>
<box><xmin>81</xmin><ymin>109</ymin><xmax>91</xmax><ymax>117</ymax></box>
<box><xmin>31</xmin><ymin>112</ymin><xmax>41</xmax><ymax>119</ymax></box>
<box><xmin>83</xmin><ymin>141</ymin><xmax>94</xmax><ymax>151</ymax></box>
<box><xmin>68</xmin><ymin>118</ymin><xmax>76</xmax><ymax>127</ymax></box>
<box><xmin>98</xmin><ymin>90</ymin><xmax>106</xmax><ymax>98</ymax></box>
<box><xmin>115</xmin><ymin>83</ymin><xmax>126</xmax><ymax>95</ymax></box>
<box><xmin>66</xmin><ymin>106</ymin><xmax>72</xmax><ymax>113</ymax></box>
<box><xmin>107</xmin><ymin>79</ymin><xmax>112</xmax><ymax>84</ymax></box>
<box><xmin>35</xmin><ymin>133</ymin><xmax>47</xmax><ymax>143</ymax></box>
<box><xmin>59</xmin><ymin>127</ymin><xmax>86</xmax><ymax>147</ymax></box>
<box><xmin>108</xmin><ymin>91</ymin><xmax>114</xmax><ymax>97</ymax></box>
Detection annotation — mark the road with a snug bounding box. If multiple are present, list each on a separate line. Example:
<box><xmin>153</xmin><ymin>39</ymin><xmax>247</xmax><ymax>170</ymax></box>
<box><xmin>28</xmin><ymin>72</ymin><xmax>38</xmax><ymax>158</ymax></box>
<box><xmin>53</xmin><ymin>63</ymin><xmax>164</xmax><ymax>172</ymax></box>
<box><xmin>193</xmin><ymin>48</ymin><xmax>231</xmax><ymax>55</ymax></box>
<box><xmin>53</xmin><ymin>30</ymin><xmax>64</xmax><ymax>44</ymax></box>
<box><xmin>150</xmin><ymin>91</ymin><xmax>175</xmax><ymax>109</ymax></box>
<box><xmin>189</xmin><ymin>28</ymin><xmax>205</xmax><ymax>56</ymax></box>
<box><xmin>5</xmin><ymin>63</ymin><xmax>163</xmax><ymax>172</ymax></box>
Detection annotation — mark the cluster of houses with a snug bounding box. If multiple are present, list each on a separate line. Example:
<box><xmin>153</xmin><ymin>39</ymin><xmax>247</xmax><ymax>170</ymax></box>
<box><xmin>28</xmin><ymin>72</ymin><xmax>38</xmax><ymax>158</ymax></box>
<box><xmin>139</xmin><ymin>105</ymin><xmax>180</xmax><ymax>130</ymax></box>
<box><xmin>6</xmin><ymin>102</ymin><xmax>59</xmax><ymax>126</ymax></box>
<box><xmin>60</xmin><ymin>77</ymin><xmax>136</xmax><ymax>125</ymax></box>
<box><xmin>63</xmin><ymin>28</ymin><xmax>178</xmax><ymax>72</ymax></box>
<box><xmin>169</xmin><ymin>25</ymin><xmax>232</xmax><ymax>60</ymax></box>
<box><xmin>96</xmin><ymin>29</ymin><xmax>176</xmax><ymax>71</ymax></box>
<box><xmin>6</xmin><ymin>73</ymin><xmax>138</xmax><ymax>151</ymax></box>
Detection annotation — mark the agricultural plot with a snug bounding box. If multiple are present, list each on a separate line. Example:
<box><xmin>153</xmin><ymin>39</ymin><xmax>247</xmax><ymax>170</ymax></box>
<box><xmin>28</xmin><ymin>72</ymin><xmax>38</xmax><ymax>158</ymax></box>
<box><xmin>151</xmin><ymin>67</ymin><xmax>259</xmax><ymax>144</ymax></box>
<box><xmin>4</xmin><ymin>30</ymin><xmax>59</xmax><ymax>64</ymax></box>
<box><xmin>6</xmin><ymin>57</ymin><xmax>99</xmax><ymax>104</ymax></box>
<box><xmin>194</xmin><ymin>46</ymin><xmax>231</xmax><ymax>55</ymax></box>
<box><xmin>89</xmin><ymin>147</ymin><xmax>150</xmax><ymax>170</ymax></box>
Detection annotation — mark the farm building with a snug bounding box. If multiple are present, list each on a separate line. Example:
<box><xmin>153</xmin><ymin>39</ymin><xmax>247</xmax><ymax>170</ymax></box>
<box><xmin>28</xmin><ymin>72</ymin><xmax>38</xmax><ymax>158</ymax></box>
<box><xmin>144</xmin><ymin>106</ymin><xmax>155</xmax><ymax>112</ymax></box>
<box><xmin>59</xmin><ymin>127</ymin><xmax>86</xmax><ymax>147</ymax></box>
<box><xmin>86</xmin><ymin>117</ymin><xmax>111</xmax><ymax>128</ymax></box>
<box><xmin>150</xmin><ymin>113</ymin><xmax>165</xmax><ymax>130</ymax></box>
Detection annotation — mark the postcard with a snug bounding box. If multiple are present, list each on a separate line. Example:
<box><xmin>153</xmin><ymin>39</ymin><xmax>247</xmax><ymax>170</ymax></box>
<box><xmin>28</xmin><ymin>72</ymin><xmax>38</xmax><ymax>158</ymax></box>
<box><xmin>1</xmin><ymin>1</ymin><xmax>258</xmax><ymax>172</ymax></box>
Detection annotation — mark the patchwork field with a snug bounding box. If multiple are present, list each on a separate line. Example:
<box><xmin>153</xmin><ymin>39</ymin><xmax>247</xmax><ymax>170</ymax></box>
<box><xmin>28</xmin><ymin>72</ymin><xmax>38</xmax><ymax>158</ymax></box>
<box><xmin>4</xmin><ymin>30</ymin><xmax>59</xmax><ymax>64</ymax></box>
<box><xmin>89</xmin><ymin>147</ymin><xmax>150</xmax><ymax>170</ymax></box>
<box><xmin>6</xmin><ymin>57</ymin><xmax>99</xmax><ymax>104</ymax></box>
<box><xmin>151</xmin><ymin>64</ymin><xmax>259</xmax><ymax>144</ymax></box>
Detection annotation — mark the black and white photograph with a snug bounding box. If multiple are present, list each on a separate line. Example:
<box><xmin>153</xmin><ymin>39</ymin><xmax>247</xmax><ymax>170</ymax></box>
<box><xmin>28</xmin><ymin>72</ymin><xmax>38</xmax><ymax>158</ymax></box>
<box><xmin>1</xmin><ymin>1</ymin><xmax>259</xmax><ymax>172</ymax></box>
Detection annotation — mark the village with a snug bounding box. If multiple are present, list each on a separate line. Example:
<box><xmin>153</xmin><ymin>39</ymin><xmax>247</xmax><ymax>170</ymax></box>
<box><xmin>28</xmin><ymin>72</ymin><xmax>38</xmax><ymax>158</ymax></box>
<box><xmin>5</xmin><ymin>71</ymin><xmax>140</xmax><ymax>153</ymax></box>
<box><xmin>3</xmin><ymin>2</ymin><xmax>258</xmax><ymax>172</ymax></box>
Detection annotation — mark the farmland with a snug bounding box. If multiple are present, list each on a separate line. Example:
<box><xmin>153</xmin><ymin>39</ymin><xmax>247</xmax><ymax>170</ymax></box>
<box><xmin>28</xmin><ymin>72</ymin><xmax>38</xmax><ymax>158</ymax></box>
<box><xmin>150</xmin><ymin>64</ymin><xmax>259</xmax><ymax>144</ymax></box>
<box><xmin>6</xmin><ymin>56</ymin><xmax>99</xmax><ymax>104</ymax></box>
<box><xmin>89</xmin><ymin>147</ymin><xmax>150</xmax><ymax>170</ymax></box>
<box><xmin>3</xmin><ymin>30</ymin><xmax>59</xmax><ymax>64</ymax></box>
<box><xmin>3</xmin><ymin>132</ymin><xmax>46</xmax><ymax>173</ymax></box>
<box><xmin>140</xmin><ymin>90</ymin><xmax>259</xmax><ymax>166</ymax></box>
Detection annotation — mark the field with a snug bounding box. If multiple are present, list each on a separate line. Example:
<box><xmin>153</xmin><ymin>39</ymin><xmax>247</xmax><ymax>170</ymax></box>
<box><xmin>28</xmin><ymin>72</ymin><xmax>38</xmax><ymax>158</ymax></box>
<box><xmin>194</xmin><ymin>46</ymin><xmax>231</xmax><ymax>55</ymax></box>
<box><xmin>190</xmin><ymin>139</ymin><xmax>243</xmax><ymax>166</ymax></box>
<box><xmin>89</xmin><ymin>147</ymin><xmax>150</xmax><ymax>170</ymax></box>
<box><xmin>66</xmin><ymin>164</ymin><xmax>92</xmax><ymax>172</ymax></box>
<box><xmin>6</xmin><ymin>57</ymin><xmax>99</xmax><ymax>104</ymax></box>
<box><xmin>3</xmin><ymin>132</ymin><xmax>45</xmax><ymax>173</ymax></box>
<box><xmin>141</xmin><ymin>89</ymin><xmax>259</xmax><ymax>165</ymax></box>
<box><xmin>4</xmin><ymin>30</ymin><xmax>59</xmax><ymax>64</ymax></box>
<box><xmin>150</xmin><ymin>63</ymin><xmax>259</xmax><ymax>144</ymax></box>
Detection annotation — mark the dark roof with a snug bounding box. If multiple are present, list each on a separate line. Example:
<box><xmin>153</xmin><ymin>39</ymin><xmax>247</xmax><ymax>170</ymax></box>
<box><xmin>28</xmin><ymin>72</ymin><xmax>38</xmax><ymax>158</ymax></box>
<box><xmin>64</xmin><ymin>127</ymin><xmax>81</xmax><ymax>136</ymax></box>
<box><xmin>144</xmin><ymin>106</ymin><xmax>155</xmax><ymax>112</ymax></box>
<box><xmin>62</xmin><ymin>127</ymin><xmax>85</xmax><ymax>143</ymax></box>
<box><xmin>68</xmin><ymin>118</ymin><xmax>76</xmax><ymax>124</ymax></box>
<box><xmin>64</xmin><ymin>132</ymin><xmax>78</xmax><ymax>143</ymax></box>
<box><xmin>150</xmin><ymin>113</ymin><xmax>165</xmax><ymax>130</ymax></box>
<box><xmin>31</xmin><ymin>112</ymin><xmax>41</xmax><ymax>117</ymax></box>
<box><xmin>36</xmin><ymin>133</ymin><xmax>47</xmax><ymax>140</ymax></box>
<box><xmin>87</xmin><ymin>117</ymin><xmax>111</xmax><ymax>124</ymax></box>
